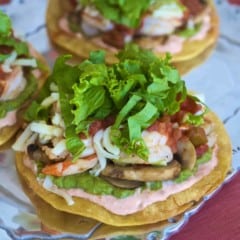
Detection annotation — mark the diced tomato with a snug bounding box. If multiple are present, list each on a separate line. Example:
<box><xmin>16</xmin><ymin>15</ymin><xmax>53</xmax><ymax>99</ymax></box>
<box><xmin>171</xmin><ymin>110</ymin><xmax>186</xmax><ymax>123</ymax></box>
<box><xmin>89</xmin><ymin>120</ymin><xmax>103</xmax><ymax>136</ymax></box>
<box><xmin>88</xmin><ymin>115</ymin><xmax>115</xmax><ymax>136</ymax></box>
<box><xmin>180</xmin><ymin>96</ymin><xmax>202</xmax><ymax>114</ymax></box>
<box><xmin>196</xmin><ymin>144</ymin><xmax>209</xmax><ymax>158</ymax></box>
<box><xmin>148</xmin><ymin>119</ymin><xmax>182</xmax><ymax>153</ymax></box>
<box><xmin>101</xmin><ymin>115</ymin><xmax>115</xmax><ymax>129</ymax></box>
<box><xmin>168</xmin><ymin>128</ymin><xmax>182</xmax><ymax>153</ymax></box>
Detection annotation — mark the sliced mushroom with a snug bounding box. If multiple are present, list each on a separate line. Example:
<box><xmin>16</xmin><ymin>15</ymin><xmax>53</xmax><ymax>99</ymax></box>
<box><xmin>177</xmin><ymin>139</ymin><xmax>196</xmax><ymax>170</ymax></box>
<box><xmin>101</xmin><ymin>160</ymin><xmax>181</xmax><ymax>182</ymax></box>
<box><xmin>27</xmin><ymin>144</ymin><xmax>50</xmax><ymax>163</ymax></box>
<box><xmin>101</xmin><ymin>176</ymin><xmax>144</xmax><ymax>189</ymax></box>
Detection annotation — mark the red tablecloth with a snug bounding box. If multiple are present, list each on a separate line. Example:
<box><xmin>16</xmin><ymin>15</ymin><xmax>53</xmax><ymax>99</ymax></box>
<box><xmin>169</xmin><ymin>172</ymin><xmax>240</xmax><ymax>240</ymax></box>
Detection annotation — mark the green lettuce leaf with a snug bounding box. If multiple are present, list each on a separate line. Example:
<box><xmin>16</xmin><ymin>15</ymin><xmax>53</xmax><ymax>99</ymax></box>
<box><xmin>0</xmin><ymin>11</ymin><xmax>29</xmax><ymax>63</ymax></box>
<box><xmin>79</xmin><ymin>0</ymin><xmax>152</xmax><ymax>28</ymax></box>
<box><xmin>51</xmin><ymin>55</ymin><xmax>85</xmax><ymax>159</ymax></box>
<box><xmin>0</xmin><ymin>10</ymin><xmax>12</xmax><ymax>37</ymax></box>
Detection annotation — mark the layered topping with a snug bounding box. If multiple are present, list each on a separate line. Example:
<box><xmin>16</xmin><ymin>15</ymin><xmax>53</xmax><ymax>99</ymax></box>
<box><xmin>13</xmin><ymin>45</ymin><xmax>217</xmax><ymax>212</ymax></box>
<box><xmin>0</xmin><ymin>11</ymin><xmax>39</xmax><ymax>126</ymax></box>
<box><xmin>61</xmin><ymin>0</ymin><xmax>210</xmax><ymax>52</ymax></box>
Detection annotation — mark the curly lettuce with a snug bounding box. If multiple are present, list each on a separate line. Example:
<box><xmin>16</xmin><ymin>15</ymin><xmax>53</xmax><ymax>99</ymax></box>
<box><xmin>79</xmin><ymin>0</ymin><xmax>152</xmax><ymax>28</ymax></box>
<box><xmin>25</xmin><ymin>44</ymin><xmax>188</xmax><ymax>160</ymax></box>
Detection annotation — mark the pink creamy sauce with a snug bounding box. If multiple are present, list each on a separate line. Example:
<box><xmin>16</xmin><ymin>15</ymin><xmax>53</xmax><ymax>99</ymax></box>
<box><xmin>66</xmin><ymin>146</ymin><xmax>218</xmax><ymax>215</ymax></box>
<box><xmin>190</xmin><ymin>15</ymin><xmax>211</xmax><ymax>41</ymax></box>
<box><xmin>0</xmin><ymin>110</ymin><xmax>17</xmax><ymax>128</ymax></box>
<box><xmin>155</xmin><ymin>35</ymin><xmax>185</xmax><ymax>54</ymax></box>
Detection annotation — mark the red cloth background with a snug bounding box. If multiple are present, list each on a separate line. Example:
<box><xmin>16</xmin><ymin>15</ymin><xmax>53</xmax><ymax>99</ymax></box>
<box><xmin>169</xmin><ymin>172</ymin><xmax>240</xmax><ymax>240</ymax></box>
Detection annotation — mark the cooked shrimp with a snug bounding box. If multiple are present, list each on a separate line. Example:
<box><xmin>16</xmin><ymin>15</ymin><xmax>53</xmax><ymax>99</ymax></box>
<box><xmin>117</xmin><ymin>131</ymin><xmax>173</xmax><ymax>166</ymax></box>
<box><xmin>142</xmin><ymin>131</ymin><xmax>173</xmax><ymax>165</ymax></box>
<box><xmin>139</xmin><ymin>2</ymin><xmax>184</xmax><ymax>37</ymax></box>
<box><xmin>41</xmin><ymin>154</ymin><xmax>98</xmax><ymax>176</ymax></box>
<box><xmin>140</xmin><ymin>16</ymin><xmax>183</xmax><ymax>36</ymax></box>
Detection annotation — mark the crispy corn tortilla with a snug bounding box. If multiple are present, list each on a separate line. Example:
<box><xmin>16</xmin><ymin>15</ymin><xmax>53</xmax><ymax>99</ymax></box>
<box><xmin>0</xmin><ymin>50</ymin><xmax>49</xmax><ymax>148</ymax></box>
<box><xmin>15</xmin><ymin>111</ymin><xmax>232</xmax><ymax>227</ymax></box>
<box><xmin>18</xmin><ymin>172</ymin><xmax>172</xmax><ymax>238</ymax></box>
<box><xmin>46</xmin><ymin>0</ymin><xmax>218</xmax><ymax>67</ymax></box>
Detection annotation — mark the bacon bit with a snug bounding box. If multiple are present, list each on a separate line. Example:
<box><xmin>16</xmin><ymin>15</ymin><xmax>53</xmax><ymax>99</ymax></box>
<box><xmin>196</xmin><ymin>144</ymin><xmax>209</xmax><ymax>158</ymax></box>
<box><xmin>180</xmin><ymin>96</ymin><xmax>202</xmax><ymax>114</ymax></box>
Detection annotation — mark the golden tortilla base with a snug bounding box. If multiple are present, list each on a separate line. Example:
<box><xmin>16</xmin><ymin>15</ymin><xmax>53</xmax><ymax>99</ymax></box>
<box><xmin>46</xmin><ymin>0</ymin><xmax>219</xmax><ymax>75</ymax></box>
<box><xmin>15</xmin><ymin>111</ymin><xmax>232</xmax><ymax>228</ymax></box>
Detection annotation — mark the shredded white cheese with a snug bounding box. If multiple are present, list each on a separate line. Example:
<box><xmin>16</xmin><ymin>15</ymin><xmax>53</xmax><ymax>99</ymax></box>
<box><xmin>42</xmin><ymin>177</ymin><xmax>74</xmax><ymax>206</ymax></box>
<box><xmin>12</xmin><ymin>125</ymin><xmax>33</xmax><ymax>151</ymax></box>
<box><xmin>103</xmin><ymin>126</ymin><xmax>120</xmax><ymax>156</ymax></box>
<box><xmin>41</xmin><ymin>92</ymin><xmax>59</xmax><ymax>107</ymax></box>
<box><xmin>30</xmin><ymin>122</ymin><xmax>63</xmax><ymax>137</ymax></box>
